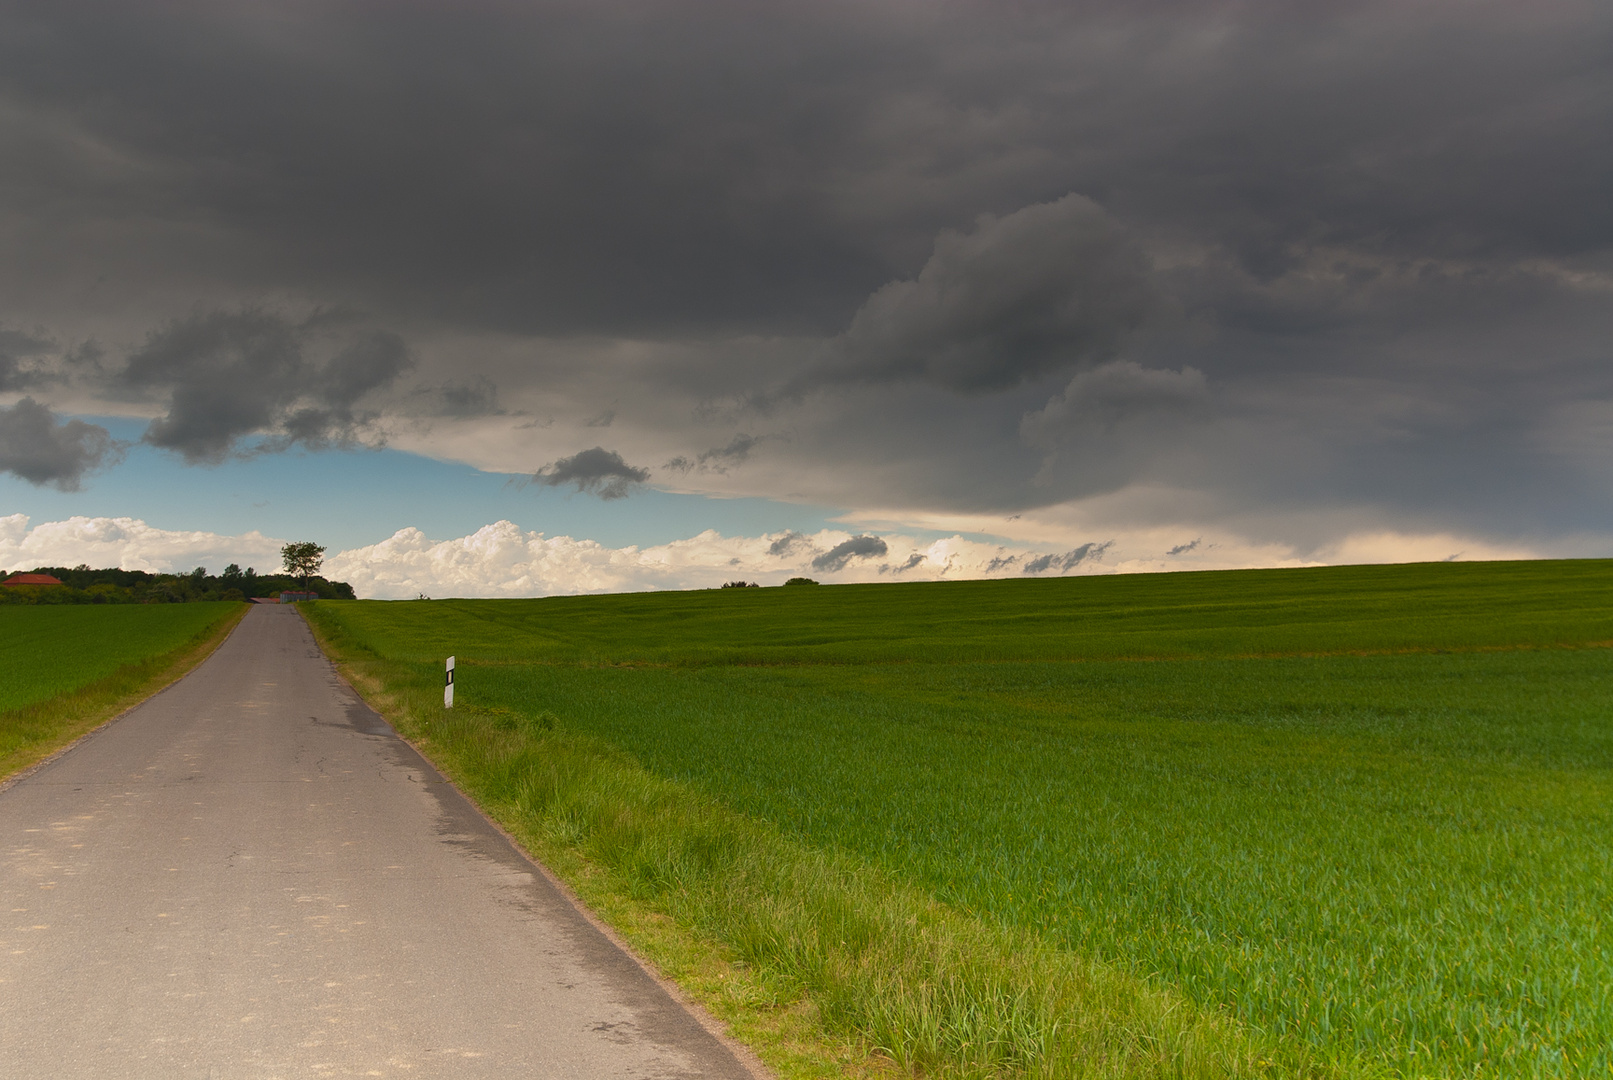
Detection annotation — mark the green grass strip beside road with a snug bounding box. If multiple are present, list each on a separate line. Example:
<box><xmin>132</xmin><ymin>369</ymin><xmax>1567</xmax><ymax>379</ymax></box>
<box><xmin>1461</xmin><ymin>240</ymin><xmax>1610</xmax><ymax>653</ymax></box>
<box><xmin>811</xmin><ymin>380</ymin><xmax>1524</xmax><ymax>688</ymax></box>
<box><xmin>308</xmin><ymin>633</ymin><xmax>1322</xmax><ymax>1080</ymax></box>
<box><xmin>0</xmin><ymin>603</ymin><xmax>249</xmax><ymax>783</ymax></box>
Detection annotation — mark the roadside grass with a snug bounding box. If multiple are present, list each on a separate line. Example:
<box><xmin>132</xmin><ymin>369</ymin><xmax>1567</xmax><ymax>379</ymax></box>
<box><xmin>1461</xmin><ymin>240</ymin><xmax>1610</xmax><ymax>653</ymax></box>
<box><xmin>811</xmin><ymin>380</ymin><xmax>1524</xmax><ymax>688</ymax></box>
<box><xmin>473</xmin><ymin>654</ymin><xmax>1612</xmax><ymax>1078</ymax></box>
<box><xmin>0</xmin><ymin>603</ymin><xmax>248</xmax><ymax>782</ymax></box>
<box><xmin>304</xmin><ymin>560</ymin><xmax>1613</xmax><ymax>1078</ymax></box>
<box><xmin>325</xmin><ymin>650</ymin><xmax>1318</xmax><ymax>1080</ymax></box>
<box><xmin>0</xmin><ymin>603</ymin><xmax>245</xmax><ymax>712</ymax></box>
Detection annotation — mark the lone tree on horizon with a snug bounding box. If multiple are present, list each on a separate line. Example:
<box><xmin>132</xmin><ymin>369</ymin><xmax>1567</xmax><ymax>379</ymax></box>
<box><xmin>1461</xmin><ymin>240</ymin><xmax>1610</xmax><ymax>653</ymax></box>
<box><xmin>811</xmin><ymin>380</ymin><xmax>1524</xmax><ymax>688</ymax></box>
<box><xmin>281</xmin><ymin>541</ymin><xmax>326</xmax><ymax>586</ymax></box>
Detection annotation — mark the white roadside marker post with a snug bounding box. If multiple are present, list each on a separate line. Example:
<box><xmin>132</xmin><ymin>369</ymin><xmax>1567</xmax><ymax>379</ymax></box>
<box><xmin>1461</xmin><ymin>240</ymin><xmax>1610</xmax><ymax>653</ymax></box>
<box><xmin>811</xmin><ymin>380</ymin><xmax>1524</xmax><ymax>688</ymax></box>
<box><xmin>445</xmin><ymin>655</ymin><xmax>455</xmax><ymax>708</ymax></box>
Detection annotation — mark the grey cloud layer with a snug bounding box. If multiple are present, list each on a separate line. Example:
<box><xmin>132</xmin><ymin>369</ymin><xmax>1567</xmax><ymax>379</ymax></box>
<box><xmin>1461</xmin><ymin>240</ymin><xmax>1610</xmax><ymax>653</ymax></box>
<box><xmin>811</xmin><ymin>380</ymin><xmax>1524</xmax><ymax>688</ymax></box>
<box><xmin>817</xmin><ymin>195</ymin><xmax>1153</xmax><ymax>393</ymax></box>
<box><xmin>0</xmin><ymin>328</ymin><xmax>56</xmax><ymax>392</ymax></box>
<box><xmin>9</xmin><ymin>3</ymin><xmax>1608</xmax><ymax>334</ymax></box>
<box><xmin>0</xmin><ymin>397</ymin><xmax>120</xmax><ymax>490</ymax></box>
<box><xmin>666</xmin><ymin>433</ymin><xmax>767</xmax><ymax>476</ymax></box>
<box><xmin>119</xmin><ymin>310</ymin><xmax>411</xmax><ymax>463</ymax></box>
<box><xmin>2</xmin><ymin>2</ymin><xmax>1611</xmax><ymax>547</ymax></box>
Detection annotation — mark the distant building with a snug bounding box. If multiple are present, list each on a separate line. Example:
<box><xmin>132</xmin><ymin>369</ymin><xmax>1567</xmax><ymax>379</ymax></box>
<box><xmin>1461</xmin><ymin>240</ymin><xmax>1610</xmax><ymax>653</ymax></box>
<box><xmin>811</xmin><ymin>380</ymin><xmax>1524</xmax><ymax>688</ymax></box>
<box><xmin>2</xmin><ymin>573</ymin><xmax>63</xmax><ymax>587</ymax></box>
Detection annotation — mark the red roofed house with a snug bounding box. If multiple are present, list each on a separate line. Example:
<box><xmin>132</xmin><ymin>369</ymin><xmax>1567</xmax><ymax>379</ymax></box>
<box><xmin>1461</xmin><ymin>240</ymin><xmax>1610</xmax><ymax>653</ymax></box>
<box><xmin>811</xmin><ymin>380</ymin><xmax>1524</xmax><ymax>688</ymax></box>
<box><xmin>2</xmin><ymin>573</ymin><xmax>63</xmax><ymax>587</ymax></box>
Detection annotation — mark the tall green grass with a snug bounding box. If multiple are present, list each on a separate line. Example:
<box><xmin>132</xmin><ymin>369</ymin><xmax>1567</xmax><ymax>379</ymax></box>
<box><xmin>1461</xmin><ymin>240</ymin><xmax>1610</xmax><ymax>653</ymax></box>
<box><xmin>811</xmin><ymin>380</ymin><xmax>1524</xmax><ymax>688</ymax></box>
<box><xmin>321</xmin><ymin>655</ymin><xmax>1312</xmax><ymax>1080</ymax></box>
<box><xmin>305</xmin><ymin>561</ymin><xmax>1613</xmax><ymax>1078</ymax></box>
<box><xmin>0</xmin><ymin>603</ymin><xmax>246</xmax><ymax>779</ymax></box>
<box><xmin>475</xmin><ymin>655</ymin><xmax>1611</xmax><ymax>1077</ymax></box>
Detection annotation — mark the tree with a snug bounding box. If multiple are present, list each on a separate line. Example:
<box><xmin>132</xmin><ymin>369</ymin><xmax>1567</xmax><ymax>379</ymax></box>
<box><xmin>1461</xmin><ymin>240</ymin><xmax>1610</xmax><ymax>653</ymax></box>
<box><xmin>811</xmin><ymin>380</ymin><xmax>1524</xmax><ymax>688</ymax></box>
<box><xmin>280</xmin><ymin>541</ymin><xmax>326</xmax><ymax>586</ymax></box>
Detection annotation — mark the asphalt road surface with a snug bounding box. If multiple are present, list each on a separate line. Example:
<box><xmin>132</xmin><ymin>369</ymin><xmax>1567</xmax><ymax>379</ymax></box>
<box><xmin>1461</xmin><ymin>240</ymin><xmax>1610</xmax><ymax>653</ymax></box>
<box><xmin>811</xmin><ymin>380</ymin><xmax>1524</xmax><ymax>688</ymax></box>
<box><xmin>0</xmin><ymin>604</ymin><xmax>760</xmax><ymax>1079</ymax></box>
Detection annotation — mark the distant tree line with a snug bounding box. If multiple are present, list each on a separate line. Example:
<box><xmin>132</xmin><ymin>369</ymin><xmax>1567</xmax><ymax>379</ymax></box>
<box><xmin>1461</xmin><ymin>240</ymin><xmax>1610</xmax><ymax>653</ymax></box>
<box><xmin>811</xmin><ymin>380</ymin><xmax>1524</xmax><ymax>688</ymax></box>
<box><xmin>0</xmin><ymin>564</ymin><xmax>356</xmax><ymax>605</ymax></box>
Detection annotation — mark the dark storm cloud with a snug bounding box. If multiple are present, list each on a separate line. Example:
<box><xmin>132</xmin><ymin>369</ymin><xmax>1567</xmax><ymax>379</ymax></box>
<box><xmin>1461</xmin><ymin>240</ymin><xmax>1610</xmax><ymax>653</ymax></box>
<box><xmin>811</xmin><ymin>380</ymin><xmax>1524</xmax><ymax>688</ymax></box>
<box><xmin>1166</xmin><ymin>539</ymin><xmax>1201</xmax><ymax>557</ymax></box>
<box><xmin>532</xmin><ymin>448</ymin><xmax>651</xmax><ymax>500</ymax></box>
<box><xmin>0</xmin><ymin>2</ymin><xmax>928</xmax><ymax>336</ymax></box>
<box><xmin>119</xmin><ymin>309</ymin><xmax>412</xmax><ymax>464</ymax></box>
<box><xmin>0</xmin><ymin>397</ymin><xmax>120</xmax><ymax>490</ymax></box>
<box><xmin>8</xmin><ymin>1</ymin><xmax>1606</xmax><ymax>340</ymax></box>
<box><xmin>808</xmin><ymin>195</ymin><xmax>1155</xmax><ymax>394</ymax></box>
<box><xmin>1021</xmin><ymin>361</ymin><xmax>1210</xmax><ymax>446</ymax></box>
<box><xmin>2</xmin><ymin>2</ymin><xmax>1611</xmax><ymax>543</ymax></box>
<box><xmin>812</xmin><ymin>535</ymin><xmax>888</xmax><ymax>572</ymax></box>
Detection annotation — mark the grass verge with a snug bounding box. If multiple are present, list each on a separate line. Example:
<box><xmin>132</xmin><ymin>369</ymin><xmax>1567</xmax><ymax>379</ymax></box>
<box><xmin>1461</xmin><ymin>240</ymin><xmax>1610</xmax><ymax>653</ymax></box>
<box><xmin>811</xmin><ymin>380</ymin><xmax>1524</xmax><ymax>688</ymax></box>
<box><xmin>310</xmin><ymin>618</ymin><xmax>1334</xmax><ymax>1080</ymax></box>
<box><xmin>0</xmin><ymin>603</ymin><xmax>250</xmax><ymax>783</ymax></box>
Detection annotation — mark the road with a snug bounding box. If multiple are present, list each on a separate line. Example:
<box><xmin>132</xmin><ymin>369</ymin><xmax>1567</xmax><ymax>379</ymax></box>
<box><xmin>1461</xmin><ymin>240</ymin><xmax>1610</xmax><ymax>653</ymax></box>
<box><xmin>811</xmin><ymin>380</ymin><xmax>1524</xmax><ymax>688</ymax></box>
<box><xmin>0</xmin><ymin>604</ymin><xmax>760</xmax><ymax>1079</ymax></box>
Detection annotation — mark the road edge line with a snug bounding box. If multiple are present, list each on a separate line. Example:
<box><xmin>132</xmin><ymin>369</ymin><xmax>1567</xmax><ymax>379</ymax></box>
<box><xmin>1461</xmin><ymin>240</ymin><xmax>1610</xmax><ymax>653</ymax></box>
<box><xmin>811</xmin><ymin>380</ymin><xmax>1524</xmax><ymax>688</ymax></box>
<box><xmin>302</xmin><ymin>611</ymin><xmax>778</xmax><ymax>1080</ymax></box>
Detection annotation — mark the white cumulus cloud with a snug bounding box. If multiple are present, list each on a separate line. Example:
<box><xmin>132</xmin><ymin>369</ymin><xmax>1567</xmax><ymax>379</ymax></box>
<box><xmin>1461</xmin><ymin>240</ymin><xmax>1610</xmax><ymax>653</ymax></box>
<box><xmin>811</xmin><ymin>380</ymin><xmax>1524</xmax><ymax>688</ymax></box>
<box><xmin>2</xmin><ymin>513</ymin><xmax>1546</xmax><ymax>599</ymax></box>
<box><xmin>322</xmin><ymin>522</ymin><xmax>1133</xmax><ymax>599</ymax></box>
<box><xmin>0</xmin><ymin>514</ymin><xmax>284</xmax><ymax>574</ymax></box>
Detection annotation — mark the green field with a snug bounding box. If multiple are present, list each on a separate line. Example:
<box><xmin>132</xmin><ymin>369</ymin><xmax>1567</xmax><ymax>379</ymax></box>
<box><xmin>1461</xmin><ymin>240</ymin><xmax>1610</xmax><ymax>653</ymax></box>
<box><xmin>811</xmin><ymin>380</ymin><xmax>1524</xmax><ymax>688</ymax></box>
<box><xmin>0</xmin><ymin>604</ymin><xmax>244</xmax><ymax>712</ymax></box>
<box><xmin>306</xmin><ymin>561</ymin><xmax>1613</xmax><ymax>1079</ymax></box>
<box><xmin>0</xmin><ymin>603</ymin><xmax>246</xmax><ymax>775</ymax></box>
<box><xmin>311</xmin><ymin>559</ymin><xmax>1613</xmax><ymax>666</ymax></box>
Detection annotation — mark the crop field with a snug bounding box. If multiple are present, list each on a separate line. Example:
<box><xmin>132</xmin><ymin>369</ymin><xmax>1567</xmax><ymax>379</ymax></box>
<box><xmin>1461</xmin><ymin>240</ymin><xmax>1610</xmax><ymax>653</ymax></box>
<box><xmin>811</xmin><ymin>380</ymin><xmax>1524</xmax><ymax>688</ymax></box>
<box><xmin>0</xmin><ymin>603</ymin><xmax>245</xmax><ymax>775</ymax></box>
<box><xmin>306</xmin><ymin>560</ymin><xmax>1613</xmax><ymax>1079</ymax></box>
<box><xmin>0</xmin><ymin>604</ymin><xmax>242</xmax><ymax>713</ymax></box>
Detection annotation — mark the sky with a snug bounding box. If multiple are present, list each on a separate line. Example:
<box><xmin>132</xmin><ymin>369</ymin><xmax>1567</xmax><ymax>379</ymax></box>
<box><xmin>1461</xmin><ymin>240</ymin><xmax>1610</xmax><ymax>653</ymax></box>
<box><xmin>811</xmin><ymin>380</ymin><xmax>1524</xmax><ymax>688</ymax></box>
<box><xmin>2</xmin><ymin>1</ymin><xmax>1610</xmax><ymax>597</ymax></box>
